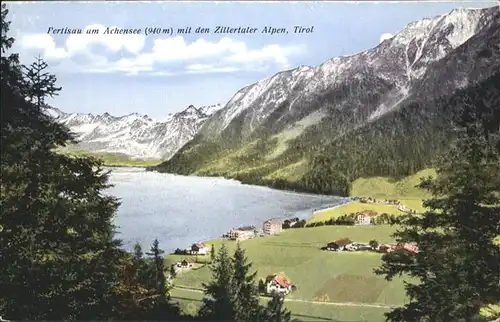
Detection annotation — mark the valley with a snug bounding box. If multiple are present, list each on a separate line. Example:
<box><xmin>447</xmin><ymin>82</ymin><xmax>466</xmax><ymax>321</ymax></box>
<box><xmin>55</xmin><ymin>148</ymin><xmax>161</xmax><ymax>167</ymax></box>
<box><xmin>163</xmin><ymin>169</ymin><xmax>431</xmax><ymax>321</ymax></box>
<box><xmin>48</xmin><ymin>104</ymin><xmax>223</xmax><ymax>161</ymax></box>
<box><xmin>160</xmin><ymin>162</ymin><xmax>498</xmax><ymax>320</ymax></box>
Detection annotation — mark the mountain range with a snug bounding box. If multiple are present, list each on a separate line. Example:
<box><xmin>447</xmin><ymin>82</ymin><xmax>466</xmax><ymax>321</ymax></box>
<box><xmin>53</xmin><ymin>6</ymin><xmax>500</xmax><ymax>196</ymax></box>
<box><xmin>49</xmin><ymin>104</ymin><xmax>223</xmax><ymax>160</ymax></box>
<box><xmin>153</xmin><ymin>6</ymin><xmax>500</xmax><ymax>196</ymax></box>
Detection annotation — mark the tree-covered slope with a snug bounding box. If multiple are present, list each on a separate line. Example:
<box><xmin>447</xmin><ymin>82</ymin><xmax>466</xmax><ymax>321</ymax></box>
<box><xmin>152</xmin><ymin>71</ymin><xmax>500</xmax><ymax>196</ymax></box>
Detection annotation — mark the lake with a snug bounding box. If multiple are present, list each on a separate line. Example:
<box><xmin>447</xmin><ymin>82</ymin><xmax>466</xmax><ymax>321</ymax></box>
<box><xmin>106</xmin><ymin>167</ymin><xmax>345</xmax><ymax>252</ymax></box>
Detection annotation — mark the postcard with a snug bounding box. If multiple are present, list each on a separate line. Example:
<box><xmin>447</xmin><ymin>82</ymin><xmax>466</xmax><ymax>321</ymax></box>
<box><xmin>2</xmin><ymin>1</ymin><xmax>499</xmax><ymax>321</ymax></box>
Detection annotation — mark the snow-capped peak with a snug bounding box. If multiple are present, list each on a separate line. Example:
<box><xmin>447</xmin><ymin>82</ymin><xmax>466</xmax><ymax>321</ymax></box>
<box><xmin>198</xmin><ymin>6</ymin><xmax>498</xmax><ymax>137</ymax></box>
<box><xmin>49</xmin><ymin>104</ymin><xmax>220</xmax><ymax>160</ymax></box>
<box><xmin>45</xmin><ymin>107</ymin><xmax>67</xmax><ymax>119</ymax></box>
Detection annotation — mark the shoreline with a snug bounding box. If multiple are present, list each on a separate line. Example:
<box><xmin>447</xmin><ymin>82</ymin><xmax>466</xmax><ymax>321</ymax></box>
<box><xmin>104</xmin><ymin>164</ymin><xmax>148</xmax><ymax>169</ymax></box>
<box><xmin>114</xmin><ymin>167</ymin><xmax>343</xmax><ymax>199</ymax></box>
<box><xmin>312</xmin><ymin>200</ymin><xmax>354</xmax><ymax>215</ymax></box>
<box><xmin>169</xmin><ymin>199</ymin><xmax>354</xmax><ymax>255</ymax></box>
<box><xmin>147</xmin><ymin>167</ymin><xmax>348</xmax><ymax>199</ymax></box>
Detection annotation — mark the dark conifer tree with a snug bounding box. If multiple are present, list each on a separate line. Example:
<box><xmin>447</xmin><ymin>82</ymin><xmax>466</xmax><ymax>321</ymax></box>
<box><xmin>133</xmin><ymin>242</ymin><xmax>144</xmax><ymax>262</ymax></box>
<box><xmin>143</xmin><ymin>239</ymin><xmax>181</xmax><ymax>320</ymax></box>
<box><xmin>232</xmin><ymin>243</ymin><xmax>262</xmax><ymax>321</ymax></box>
<box><xmin>0</xmin><ymin>4</ymin><xmax>125</xmax><ymax>320</ymax></box>
<box><xmin>146</xmin><ymin>238</ymin><xmax>167</xmax><ymax>301</ymax></box>
<box><xmin>132</xmin><ymin>242</ymin><xmax>151</xmax><ymax>287</ymax></box>
<box><xmin>22</xmin><ymin>55</ymin><xmax>61</xmax><ymax>109</ymax></box>
<box><xmin>263</xmin><ymin>294</ymin><xmax>293</xmax><ymax>322</ymax></box>
<box><xmin>169</xmin><ymin>263</ymin><xmax>177</xmax><ymax>278</ymax></box>
<box><xmin>198</xmin><ymin>243</ymin><xmax>235</xmax><ymax>320</ymax></box>
<box><xmin>210</xmin><ymin>243</ymin><xmax>216</xmax><ymax>263</ymax></box>
<box><xmin>375</xmin><ymin>94</ymin><xmax>500</xmax><ymax>321</ymax></box>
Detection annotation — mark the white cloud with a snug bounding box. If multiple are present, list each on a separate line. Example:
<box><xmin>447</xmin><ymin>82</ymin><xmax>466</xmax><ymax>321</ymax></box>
<box><xmin>20</xmin><ymin>24</ymin><xmax>145</xmax><ymax>60</ymax></box>
<box><xmin>18</xmin><ymin>24</ymin><xmax>306</xmax><ymax>76</ymax></box>
<box><xmin>114</xmin><ymin>36</ymin><xmax>302</xmax><ymax>74</ymax></box>
<box><xmin>185</xmin><ymin>64</ymin><xmax>240</xmax><ymax>74</ymax></box>
<box><xmin>148</xmin><ymin>71</ymin><xmax>176</xmax><ymax>77</ymax></box>
<box><xmin>379</xmin><ymin>33</ymin><xmax>394</xmax><ymax>43</ymax></box>
<box><xmin>187</xmin><ymin>64</ymin><xmax>213</xmax><ymax>71</ymax></box>
<box><xmin>20</xmin><ymin>34</ymin><xmax>69</xmax><ymax>59</ymax></box>
<box><xmin>226</xmin><ymin>44</ymin><xmax>305</xmax><ymax>69</ymax></box>
<box><xmin>65</xmin><ymin>24</ymin><xmax>145</xmax><ymax>54</ymax></box>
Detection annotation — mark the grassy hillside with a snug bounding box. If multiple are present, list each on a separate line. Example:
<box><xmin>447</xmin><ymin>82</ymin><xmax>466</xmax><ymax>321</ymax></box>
<box><xmin>55</xmin><ymin>148</ymin><xmax>161</xmax><ymax>167</ymax></box>
<box><xmin>167</xmin><ymin>225</ymin><xmax>408</xmax><ymax>321</ymax></box>
<box><xmin>350</xmin><ymin>168</ymin><xmax>435</xmax><ymax>200</ymax></box>
<box><xmin>307</xmin><ymin>168</ymin><xmax>436</xmax><ymax>222</ymax></box>
<box><xmin>310</xmin><ymin>202</ymin><xmax>406</xmax><ymax>223</ymax></box>
<box><xmin>170</xmin><ymin>287</ymin><xmax>391</xmax><ymax>322</ymax></box>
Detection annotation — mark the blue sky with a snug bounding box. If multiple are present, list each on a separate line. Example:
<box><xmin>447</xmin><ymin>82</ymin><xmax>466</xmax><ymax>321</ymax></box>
<box><xmin>6</xmin><ymin>1</ymin><xmax>497</xmax><ymax>118</ymax></box>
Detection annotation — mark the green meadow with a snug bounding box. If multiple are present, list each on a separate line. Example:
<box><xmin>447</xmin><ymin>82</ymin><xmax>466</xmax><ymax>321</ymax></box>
<box><xmin>170</xmin><ymin>287</ymin><xmax>392</xmax><ymax>322</ymax></box>
<box><xmin>309</xmin><ymin>169</ymin><xmax>435</xmax><ymax>223</ymax></box>
<box><xmin>350</xmin><ymin>168</ymin><xmax>436</xmax><ymax>212</ymax></box>
<box><xmin>167</xmin><ymin>226</ymin><xmax>410</xmax><ymax>321</ymax></box>
<box><xmin>54</xmin><ymin>148</ymin><xmax>161</xmax><ymax>167</ymax></box>
<box><xmin>309</xmin><ymin>202</ymin><xmax>405</xmax><ymax>223</ymax></box>
<box><xmin>165</xmin><ymin>170</ymin><xmax>440</xmax><ymax>320</ymax></box>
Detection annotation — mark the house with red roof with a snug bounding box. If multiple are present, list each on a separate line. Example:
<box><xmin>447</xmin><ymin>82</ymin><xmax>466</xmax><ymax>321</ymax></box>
<box><xmin>265</xmin><ymin>273</ymin><xmax>293</xmax><ymax>295</ymax></box>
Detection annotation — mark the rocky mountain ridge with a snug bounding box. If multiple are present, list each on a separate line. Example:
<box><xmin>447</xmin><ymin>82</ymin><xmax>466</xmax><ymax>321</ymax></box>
<box><xmin>49</xmin><ymin>103</ymin><xmax>223</xmax><ymax>160</ymax></box>
<box><xmin>198</xmin><ymin>7</ymin><xmax>498</xmax><ymax>141</ymax></box>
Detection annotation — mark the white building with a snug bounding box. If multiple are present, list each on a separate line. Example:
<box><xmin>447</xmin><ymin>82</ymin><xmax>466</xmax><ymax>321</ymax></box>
<box><xmin>190</xmin><ymin>243</ymin><xmax>208</xmax><ymax>255</ymax></box>
<box><xmin>266</xmin><ymin>274</ymin><xmax>292</xmax><ymax>295</ymax></box>
<box><xmin>263</xmin><ymin>218</ymin><xmax>283</xmax><ymax>235</ymax></box>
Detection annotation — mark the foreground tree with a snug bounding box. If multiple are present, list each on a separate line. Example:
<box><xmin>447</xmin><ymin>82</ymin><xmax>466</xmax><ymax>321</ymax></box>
<box><xmin>23</xmin><ymin>55</ymin><xmax>61</xmax><ymax>109</ymax></box>
<box><xmin>375</xmin><ymin>94</ymin><xmax>500</xmax><ymax>321</ymax></box>
<box><xmin>110</xmin><ymin>250</ymin><xmax>154</xmax><ymax>320</ymax></box>
<box><xmin>232</xmin><ymin>243</ymin><xmax>262</xmax><ymax>321</ymax></box>
<box><xmin>1</xmin><ymin>5</ymin><xmax>136</xmax><ymax>319</ymax></box>
<box><xmin>198</xmin><ymin>243</ymin><xmax>235</xmax><ymax>320</ymax></box>
<box><xmin>143</xmin><ymin>239</ymin><xmax>181</xmax><ymax>320</ymax></box>
<box><xmin>369</xmin><ymin>240</ymin><xmax>379</xmax><ymax>250</ymax></box>
<box><xmin>133</xmin><ymin>242</ymin><xmax>144</xmax><ymax>262</ymax></box>
<box><xmin>262</xmin><ymin>294</ymin><xmax>293</xmax><ymax>322</ymax></box>
<box><xmin>199</xmin><ymin>243</ymin><xmax>295</xmax><ymax>321</ymax></box>
<box><xmin>210</xmin><ymin>243</ymin><xmax>216</xmax><ymax>263</ymax></box>
<box><xmin>146</xmin><ymin>238</ymin><xmax>167</xmax><ymax>300</ymax></box>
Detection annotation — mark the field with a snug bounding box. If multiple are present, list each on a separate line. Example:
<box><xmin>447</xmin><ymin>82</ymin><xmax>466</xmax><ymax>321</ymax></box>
<box><xmin>350</xmin><ymin>169</ymin><xmax>436</xmax><ymax>211</ymax></box>
<box><xmin>309</xmin><ymin>202</ymin><xmax>405</xmax><ymax>223</ymax></box>
<box><xmin>308</xmin><ymin>169</ymin><xmax>436</xmax><ymax>223</ymax></box>
<box><xmin>167</xmin><ymin>225</ymin><xmax>411</xmax><ymax>321</ymax></box>
<box><xmin>166</xmin><ymin>169</ymin><xmax>438</xmax><ymax>320</ymax></box>
<box><xmin>54</xmin><ymin>148</ymin><xmax>161</xmax><ymax>167</ymax></box>
<box><xmin>170</xmin><ymin>287</ymin><xmax>392</xmax><ymax>321</ymax></box>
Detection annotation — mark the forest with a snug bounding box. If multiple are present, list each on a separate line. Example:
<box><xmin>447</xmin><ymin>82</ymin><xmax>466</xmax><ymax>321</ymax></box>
<box><xmin>156</xmin><ymin>72</ymin><xmax>500</xmax><ymax>197</ymax></box>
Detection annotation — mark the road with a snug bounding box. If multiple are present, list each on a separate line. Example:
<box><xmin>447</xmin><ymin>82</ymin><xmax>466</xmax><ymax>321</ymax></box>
<box><xmin>172</xmin><ymin>285</ymin><xmax>397</xmax><ymax>309</ymax></box>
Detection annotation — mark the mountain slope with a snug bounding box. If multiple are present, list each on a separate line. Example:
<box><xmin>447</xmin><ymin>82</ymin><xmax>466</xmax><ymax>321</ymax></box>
<box><xmin>198</xmin><ymin>7</ymin><xmax>498</xmax><ymax>141</ymax></box>
<box><xmin>50</xmin><ymin>104</ymin><xmax>223</xmax><ymax>160</ymax></box>
<box><xmin>154</xmin><ymin>6</ymin><xmax>500</xmax><ymax>196</ymax></box>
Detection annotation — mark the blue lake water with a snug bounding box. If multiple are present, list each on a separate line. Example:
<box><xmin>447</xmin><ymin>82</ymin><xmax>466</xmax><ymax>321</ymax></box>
<box><xmin>106</xmin><ymin>167</ymin><xmax>345</xmax><ymax>252</ymax></box>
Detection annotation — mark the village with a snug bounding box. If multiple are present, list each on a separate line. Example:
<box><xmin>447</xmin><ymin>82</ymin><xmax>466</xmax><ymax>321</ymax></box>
<box><xmin>168</xmin><ymin>197</ymin><xmax>420</xmax><ymax>299</ymax></box>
